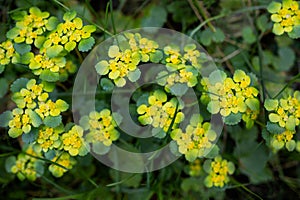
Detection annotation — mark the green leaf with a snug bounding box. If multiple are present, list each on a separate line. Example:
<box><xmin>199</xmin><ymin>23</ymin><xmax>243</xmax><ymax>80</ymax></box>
<box><xmin>208</xmin><ymin>70</ymin><xmax>226</xmax><ymax>85</ymax></box>
<box><xmin>8</xmin><ymin>128</ymin><xmax>23</xmax><ymax>138</ymax></box>
<box><xmin>207</xmin><ymin>101</ymin><xmax>220</xmax><ymax>114</ymax></box>
<box><xmin>151</xmin><ymin>127</ymin><xmax>166</xmax><ymax>139</ymax></box>
<box><xmin>239</xmin><ymin>145</ymin><xmax>272</xmax><ymax>184</ymax></box>
<box><xmin>204</xmin><ymin>145</ymin><xmax>219</xmax><ymax>158</ymax></box>
<box><xmin>108</xmin><ymin>45</ymin><xmax>119</xmax><ymax>58</ymax></box>
<box><xmin>256</xmin><ymin>14</ymin><xmax>270</xmax><ymax>32</ymax></box>
<box><xmin>22</xmin><ymin>128</ymin><xmax>38</xmax><ymax>144</ymax></box>
<box><xmin>27</xmin><ymin>110</ymin><xmax>42</xmax><ymax>127</ymax></box>
<box><xmin>6</xmin><ymin>27</ymin><xmax>19</xmax><ymax>39</ymax></box>
<box><xmin>224</xmin><ymin>113</ymin><xmax>242</xmax><ymax>125</ymax></box>
<box><xmin>141</xmin><ymin>5</ymin><xmax>167</xmax><ymax>27</ymax></box>
<box><xmin>112</xmin><ymin>112</ymin><xmax>123</xmax><ymax>125</ymax></box>
<box><xmin>273</xmin><ymin>47</ymin><xmax>295</xmax><ymax>71</ymax></box>
<box><xmin>100</xmin><ymin>78</ymin><xmax>114</xmax><ymax>91</ymax></box>
<box><xmin>169</xmin><ymin>83</ymin><xmax>188</xmax><ymax>96</ymax></box>
<box><xmin>0</xmin><ymin>111</ymin><xmax>13</xmax><ymax>127</ymax></box>
<box><xmin>264</xmin><ymin>99</ymin><xmax>278</xmax><ymax>111</ymax></box>
<box><xmin>288</xmin><ymin>25</ymin><xmax>300</xmax><ymax>39</ymax></box>
<box><xmin>65</xmin><ymin>41</ymin><xmax>77</xmax><ymax>52</ymax></box>
<box><xmin>285</xmin><ymin>116</ymin><xmax>296</xmax><ymax>131</ymax></box>
<box><xmin>0</xmin><ymin>78</ymin><xmax>9</xmax><ymax>98</ymax></box>
<box><xmin>41</xmin><ymin>81</ymin><xmax>55</xmax><ymax>92</ymax></box>
<box><xmin>44</xmin><ymin>116</ymin><xmax>62</xmax><ymax>128</ymax></box>
<box><xmin>185</xmin><ymin>149</ymin><xmax>198</xmax><ymax>162</ymax></box>
<box><xmin>200</xmin><ymin>29</ymin><xmax>212</xmax><ymax>46</ymax></box>
<box><xmin>286</xmin><ymin>140</ymin><xmax>296</xmax><ymax>152</ymax></box>
<box><xmin>56</xmin><ymin>99</ymin><xmax>69</xmax><ymax>112</ymax></box>
<box><xmin>63</xmin><ymin>10</ymin><xmax>77</xmax><ymax>21</ymax></box>
<box><xmin>127</xmin><ymin>69</ymin><xmax>141</xmax><ymax>82</ymax></box>
<box><xmin>267</xmin><ymin>2</ymin><xmax>282</xmax><ymax>13</ymax></box>
<box><xmin>20</xmin><ymin>52</ymin><xmax>34</xmax><ymax>64</ymax></box>
<box><xmin>46</xmin><ymin>16</ymin><xmax>59</xmax><ymax>31</ymax></box>
<box><xmin>93</xmin><ymin>142</ymin><xmax>110</xmax><ymax>155</ymax></box>
<box><xmin>242</xmin><ymin>27</ymin><xmax>256</xmax><ymax>44</ymax></box>
<box><xmin>82</xmin><ymin>25</ymin><xmax>96</xmax><ymax>33</ymax></box>
<box><xmin>0</xmin><ymin>65</ymin><xmax>4</xmax><ymax>74</ymax></box>
<box><xmin>5</xmin><ymin>156</ymin><xmax>16</xmax><ymax>173</ymax></box>
<box><xmin>203</xmin><ymin>160</ymin><xmax>212</xmax><ymax>173</ymax></box>
<box><xmin>40</xmin><ymin>70</ymin><xmax>59</xmax><ymax>82</ymax></box>
<box><xmin>181</xmin><ymin>177</ymin><xmax>201</xmax><ymax>192</ymax></box>
<box><xmin>10</xmin><ymin>78</ymin><xmax>29</xmax><ymax>93</ymax></box>
<box><xmin>13</xmin><ymin>43</ymin><xmax>31</xmax><ymax>54</ymax></box>
<box><xmin>266</xmin><ymin>122</ymin><xmax>285</xmax><ymax>134</ymax></box>
<box><xmin>34</xmin><ymin>36</ymin><xmax>46</xmax><ymax>49</ymax></box>
<box><xmin>245</xmin><ymin>98</ymin><xmax>260</xmax><ymax>111</ymax></box>
<box><xmin>149</xmin><ymin>50</ymin><xmax>163</xmax><ymax>63</ymax></box>
<box><xmin>95</xmin><ymin>60</ymin><xmax>109</xmax><ymax>75</ymax></box>
<box><xmin>169</xmin><ymin>140</ymin><xmax>181</xmax><ymax>156</ymax></box>
<box><xmin>78</xmin><ymin>37</ymin><xmax>95</xmax><ymax>52</ymax></box>
<box><xmin>212</xmin><ymin>28</ymin><xmax>225</xmax><ymax>43</ymax></box>
<box><xmin>11</xmin><ymin>10</ymin><xmax>26</xmax><ymax>21</ymax></box>
<box><xmin>46</xmin><ymin>45</ymin><xmax>64</xmax><ymax>58</ymax></box>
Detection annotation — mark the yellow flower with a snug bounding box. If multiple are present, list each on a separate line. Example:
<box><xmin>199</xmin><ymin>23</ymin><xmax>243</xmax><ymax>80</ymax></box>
<box><xmin>171</xmin><ymin>114</ymin><xmax>216</xmax><ymax>161</ymax></box>
<box><xmin>9</xmin><ymin>7</ymin><xmax>49</xmax><ymax>44</ymax></box>
<box><xmin>10</xmin><ymin>145</ymin><xmax>42</xmax><ymax>181</ymax></box>
<box><xmin>164</xmin><ymin>45</ymin><xmax>183</xmax><ymax>65</ymax></box>
<box><xmin>0</xmin><ymin>40</ymin><xmax>16</xmax><ymax>66</ymax></box>
<box><xmin>49</xmin><ymin>152</ymin><xmax>76</xmax><ymax>177</ymax></box>
<box><xmin>268</xmin><ymin>0</ymin><xmax>300</xmax><ymax>35</ymax></box>
<box><xmin>29</xmin><ymin>50</ymin><xmax>66</xmax><ymax>75</ymax></box>
<box><xmin>203</xmin><ymin>156</ymin><xmax>235</xmax><ymax>188</ymax></box>
<box><xmin>82</xmin><ymin>109</ymin><xmax>120</xmax><ymax>147</ymax></box>
<box><xmin>202</xmin><ymin>70</ymin><xmax>259</xmax><ymax>127</ymax></box>
<box><xmin>35</xmin><ymin>125</ymin><xmax>64</xmax><ymax>152</ymax></box>
<box><xmin>61</xmin><ymin>125</ymin><xmax>87</xmax><ymax>156</ymax></box>
<box><xmin>137</xmin><ymin>90</ymin><xmax>184</xmax><ymax>133</ymax></box>
<box><xmin>8</xmin><ymin>108</ymin><xmax>32</xmax><ymax>137</ymax></box>
<box><xmin>35</xmin><ymin>99</ymin><xmax>68</xmax><ymax>119</ymax></box>
<box><xmin>12</xmin><ymin>79</ymin><xmax>48</xmax><ymax>109</ymax></box>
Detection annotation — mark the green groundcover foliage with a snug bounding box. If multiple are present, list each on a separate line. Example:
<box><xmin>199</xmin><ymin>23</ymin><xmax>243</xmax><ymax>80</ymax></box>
<box><xmin>0</xmin><ymin>0</ymin><xmax>300</xmax><ymax>199</ymax></box>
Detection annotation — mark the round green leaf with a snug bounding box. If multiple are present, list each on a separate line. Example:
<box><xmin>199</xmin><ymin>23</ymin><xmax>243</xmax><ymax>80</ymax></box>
<box><xmin>78</xmin><ymin>37</ymin><xmax>95</xmax><ymax>52</ymax></box>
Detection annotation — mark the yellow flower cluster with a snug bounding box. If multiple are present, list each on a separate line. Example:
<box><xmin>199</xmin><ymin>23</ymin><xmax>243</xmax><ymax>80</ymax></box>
<box><xmin>35</xmin><ymin>99</ymin><xmax>68</xmax><ymax>119</ymax></box>
<box><xmin>201</xmin><ymin>70</ymin><xmax>259</xmax><ymax>127</ymax></box>
<box><xmin>7</xmin><ymin>7</ymin><xmax>50</xmax><ymax>44</ymax></box>
<box><xmin>125</xmin><ymin>32</ymin><xmax>159</xmax><ymax>62</ymax></box>
<box><xmin>81</xmin><ymin>109</ymin><xmax>120</xmax><ymax>147</ymax></box>
<box><xmin>137</xmin><ymin>90</ymin><xmax>184</xmax><ymax>133</ymax></box>
<box><xmin>96</xmin><ymin>45</ymin><xmax>141</xmax><ymax>87</ymax></box>
<box><xmin>29</xmin><ymin>49</ymin><xmax>66</xmax><ymax>75</ymax></box>
<box><xmin>43</xmin><ymin>12</ymin><xmax>96</xmax><ymax>51</ymax></box>
<box><xmin>10</xmin><ymin>146</ymin><xmax>43</xmax><ymax>181</ymax></box>
<box><xmin>12</xmin><ymin>79</ymin><xmax>48</xmax><ymax>109</ymax></box>
<box><xmin>188</xmin><ymin>159</ymin><xmax>202</xmax><ymax>177</ymax></box>
<box><xmin>36</xmin><ymin>125</ymin><xmax>64</xmax><ymax>152</ymax></box>
<box><xmin>61</xmin><ymin>125</ymin><xmax>87</xmax><ymax>156</ymax></box>
<box><xmin>203</xmin><ymin>156</ymin><xmax>235</xmax><ymax>188</ymax></box>
<box><xmin>49</xmin><ymin>152</ymin><xmax>76</xmax><ymax>177</ymax></box>
<box><xmin>268</xmin><ymin>0</ymin><xmax>300</xmax><ymax>35</ymax></box>
<box><xmin>8</xmin><ymin>108</ymin><xmax>32</xmax><ymax>138</ymax></box>
<box><xmin>164</xmin><ymin>44</ymin><xmax>201</xmax><ymax>68</ymax></box>
<box><xmin>265</xmin><ymin>91</ymin><xmax>300</xmax><ymax>151</ymax></box>
<box><xmin>0</xmin><ymin>40</ymin><xmax>16</xmax><ymax>66</ymax></box>
<box><xmin>157</xmin><ymin>65</ymin><xmax>198</xmax><ymax>93</ymax></box>
<box><xmin>171</xmin><ymin>114</ymin><xmax>217</xmax><ymax>161</ymax></box>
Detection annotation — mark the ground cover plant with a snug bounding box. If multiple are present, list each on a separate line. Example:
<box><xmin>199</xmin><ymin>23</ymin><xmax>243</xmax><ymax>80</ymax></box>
<box><xmin>0</xmin><ymin>0</ymin><xmax>300</xmax><ymax>199</ymax></box>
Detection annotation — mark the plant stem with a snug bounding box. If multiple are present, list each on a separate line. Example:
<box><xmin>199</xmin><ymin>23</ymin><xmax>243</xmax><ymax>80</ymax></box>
<box><xmin>273</xmin><ymin>73</ymin><xmax>300</xmax><ymax>99</ymax></box>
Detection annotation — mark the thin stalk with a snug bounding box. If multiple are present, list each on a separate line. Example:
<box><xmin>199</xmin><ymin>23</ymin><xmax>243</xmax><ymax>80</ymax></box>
<box><xmin>273</xmin><ymin>73</ymin><xmax>300</xmax><ymax>99</ymax></box>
